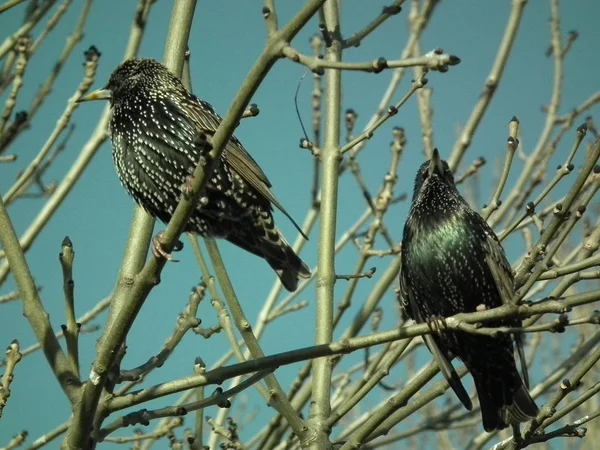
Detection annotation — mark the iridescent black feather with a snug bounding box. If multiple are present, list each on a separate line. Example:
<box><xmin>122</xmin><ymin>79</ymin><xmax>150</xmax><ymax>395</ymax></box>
<box><xmin>92</xmin><ymin>58</ymin><xmax>310</xmax><ymax>291</ymax></box>
<box><xmin>399</xmin><ymin>149</ymin><xmax>538</xmax><ymax>431</ymax></box>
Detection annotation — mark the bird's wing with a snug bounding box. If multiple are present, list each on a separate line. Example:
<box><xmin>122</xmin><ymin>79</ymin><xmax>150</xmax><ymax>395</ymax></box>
<box><xmin>483</xmin><ymin>234</ymin><xmax>514</xmax><ymax>307</ymax></box>
<box><xmin>184</xmin><ymin>96</ymin><xmax>307</xmax><ymax>239</ymax></box>
<box><xmin>400</xmin><ymin>272</ymin><xmax>473</xmax><ymax>411</ymax></box>
<box><xmin>421</xmin><ymin>324</ymin><xmax>473</xmax><ymax>411</ymax></box>
<box><xmin>484</xmin><ymin>232</ymin><xmax>530</xmax><ymax>388</ymax></box>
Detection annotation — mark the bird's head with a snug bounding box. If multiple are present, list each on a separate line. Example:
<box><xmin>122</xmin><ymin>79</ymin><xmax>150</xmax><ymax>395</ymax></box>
<box><xmin>406</xmin><ymin>148</ymin><xmax>467</xmax><ymax>229</ymax></box>
<box><xmin>77</xmin><ymin>58</ymin><xmax>173</xmax><ymax>106</ymax></box>
<box><xmin>412</xmin><ymin>148</ymin><xmax>458</xmax><ymax>200</ymax></box>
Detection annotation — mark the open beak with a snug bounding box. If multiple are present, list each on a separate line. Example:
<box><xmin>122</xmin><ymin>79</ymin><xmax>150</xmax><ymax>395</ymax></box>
<box><xmin>77</xmin><ymin>88</ymin><xmax>111</xmax><ymax>103</ymax></box>
<box><xmin>427</xmin><ymin>148</ymin><xmax>444</xmax><ymax>177</ymax></box>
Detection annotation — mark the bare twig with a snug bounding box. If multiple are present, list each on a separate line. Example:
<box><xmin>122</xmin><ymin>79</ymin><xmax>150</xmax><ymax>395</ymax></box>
<box><xmin>0</xmin><ymin>340</ymin><xmax>21</xmax><ymax>418</ymax></box>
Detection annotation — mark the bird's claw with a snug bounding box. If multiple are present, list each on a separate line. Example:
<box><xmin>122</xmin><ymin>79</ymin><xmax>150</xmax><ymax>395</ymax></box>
<box><xmin>181</xmin><ymin>175</ymin><xmax>195</xmax><ymax>200</ymax></box>
<box><xmin>152</xmin><ymin>231</ymin><xmax>183</xmax><ymax>262</ymax></box>
<box><xmin>427</xmin><ymin>315</ymin><xmax>448</xmax><ymax>335</ymax></box>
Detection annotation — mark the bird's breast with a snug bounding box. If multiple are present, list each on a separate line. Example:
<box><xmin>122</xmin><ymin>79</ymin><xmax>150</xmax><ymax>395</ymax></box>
<box><xmin>403</xmin><ymin>215</ymin><xmax>500</xmax><ymax>316</ymax></box>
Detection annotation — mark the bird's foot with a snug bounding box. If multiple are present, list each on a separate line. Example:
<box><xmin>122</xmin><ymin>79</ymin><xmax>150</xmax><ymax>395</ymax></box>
<box><xmin>193</xmin><ymin>132</ymin><xmax>211</xmax><ymax>152</ymax></box>
<box><xmin>152</xmin><ymin>231</ymin><xmax>184</xmax><ymax>262</ymax></box>
<box><xmin>427</xmin><ymin>315</ymin><xmax>448</xmax><ymax>335</ymax></box>
<box><xmin>181</xmin><ymin>175</ymin><xmax>195</xmax><ymax>200</ymax></box>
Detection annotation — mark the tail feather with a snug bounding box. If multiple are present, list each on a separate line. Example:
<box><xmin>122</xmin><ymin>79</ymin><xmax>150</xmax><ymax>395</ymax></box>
<box><xmin>473</xmin><ymin>374</ymin><xmax>505</xmax><ymax>432</ymax></box>
<box><xmin>472</xmin><ymin>367</ymin><xmax>538</xmax><ymax>432</ymax></box>
<box><xmin>272</xmin><ymin>265</ymin><xmax>309</xmax><ymax>292</ymax></box>
<box><xmin>264</xmin><ymin>233</ymin><xmax>310</xmax><ymax>292</ymax></box>
<box><xmin>503</xmin><ymin>383</ymin><xmax>539</xmax><ymax>425</ymax></box>
<box><xmin>226</xmin><ymin>216</ymin><xmax>310</xmax><ymax>292</ymax></box>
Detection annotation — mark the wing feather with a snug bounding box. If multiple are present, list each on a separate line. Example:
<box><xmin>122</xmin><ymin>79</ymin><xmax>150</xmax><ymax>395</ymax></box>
<box><xmin>400</xmin><ymin>273</ymin><xmax>473</xmax><ymax>410</ymax></box>
<box><xmin>484</xmin><ymin>233</ymin><xmax>530</xmax><ymax>388</ymax></box>
<box><xmin>183</xmin><ymin>96</ymin><xmax>307</xmax><ymax>239</ymax></box>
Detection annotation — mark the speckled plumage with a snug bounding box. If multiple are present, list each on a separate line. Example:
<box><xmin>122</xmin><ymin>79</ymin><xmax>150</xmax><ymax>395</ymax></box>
<box><xmin>399</xmin><ymin>149</ymin><xmax>538</xmax><ymax>431</ymax></box>
<box><xmin>96</xmin><ymin>58</ymin><xmax>310</xmax><ymax>291</ymax></box>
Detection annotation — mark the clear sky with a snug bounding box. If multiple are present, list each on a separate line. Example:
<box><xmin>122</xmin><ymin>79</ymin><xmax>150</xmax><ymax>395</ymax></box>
<box><xmin>1</xmin><ymin>0</ymin><xmax>599</xmax><ymax>448</ymax></box>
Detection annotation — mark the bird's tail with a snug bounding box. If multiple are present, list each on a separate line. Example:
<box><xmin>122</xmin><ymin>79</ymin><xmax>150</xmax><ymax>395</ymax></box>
<box><xmin>503</xmin><ymin>382</ymin><xmax>539</xmax><ymax>425</ymax></box>
<box><xmin>471</xmin><ymin>363</ymin><xmax>538</xmax><ymax>432</ymax></box>
<box><xmin>227</xmin><ymin>213</ymin><xmax>310</xmax><ymax>292</ymax></box>
<box><xmin>267</xmin><ymin>245</ymin><xmax>311</xmax><ymax>292</ymax></box>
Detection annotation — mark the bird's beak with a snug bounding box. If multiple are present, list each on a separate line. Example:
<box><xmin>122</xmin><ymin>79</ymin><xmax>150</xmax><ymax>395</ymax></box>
<box><xmin>77</xmin><ymin>88</ymin><xmax>111</xmax><ymax>103</ymax></box>
<box><xmin>427</xmin><ymin>148</ymin><xmax>444</xmax><ymax>177</ymax></box>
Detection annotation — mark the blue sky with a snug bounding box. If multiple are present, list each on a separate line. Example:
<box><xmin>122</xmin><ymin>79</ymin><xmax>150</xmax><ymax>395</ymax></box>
<box><xmin>1</xmin><ymin>0</ymin><xmax>599</xmax><ymax>448</ymax></box>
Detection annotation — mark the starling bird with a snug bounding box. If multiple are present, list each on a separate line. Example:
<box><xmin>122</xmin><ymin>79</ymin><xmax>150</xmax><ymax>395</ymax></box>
<box><xmin>399</xmin><ymin>149</ymin><xmax>538</xmax><ymax>431</ymax></box>
<box><xmin>79</xmin><ymin>58</ymin><xmax>310</xmax><ymax>291</ymax></box>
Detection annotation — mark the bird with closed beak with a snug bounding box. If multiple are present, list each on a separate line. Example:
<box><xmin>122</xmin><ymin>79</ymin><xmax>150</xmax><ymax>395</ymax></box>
<box><xmin>399</xmin><ymin>148</ymin><xmax>538</xmax><ymax>431</ymax></box>
<box><xmin>78</xmin><ymin>58</ymin><xmax>310</xmax><ymax>291</ymax></box>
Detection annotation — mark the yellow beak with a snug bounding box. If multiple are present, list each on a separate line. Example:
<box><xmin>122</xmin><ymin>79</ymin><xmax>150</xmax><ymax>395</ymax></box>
<box><xmin>77</xmin><ymin>88</ymin><xmax>111</xmax><ymax>103</ymax></box>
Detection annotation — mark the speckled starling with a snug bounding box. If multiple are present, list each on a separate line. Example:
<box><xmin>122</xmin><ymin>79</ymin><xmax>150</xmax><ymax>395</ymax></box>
<box><xmin>79</xmin><ymin>58</ymin><xmax>310</xmax><ymax>291</ymax></box>
<box><xmin>399</xmin><ymin>149</ymin><xmax>538</xmax><ymax>431</ymax></box>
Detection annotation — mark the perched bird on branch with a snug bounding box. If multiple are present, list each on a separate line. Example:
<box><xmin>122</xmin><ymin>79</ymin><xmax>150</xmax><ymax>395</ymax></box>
<box><xmin>79</xmin><ymin>58</ymin><xmax>310</xmax><ymax>291</ymax></box>
<box><xmin>399</xmin><ymin>148</ymin><xmax>538</xmax><ymax>431</ymax></box>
